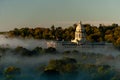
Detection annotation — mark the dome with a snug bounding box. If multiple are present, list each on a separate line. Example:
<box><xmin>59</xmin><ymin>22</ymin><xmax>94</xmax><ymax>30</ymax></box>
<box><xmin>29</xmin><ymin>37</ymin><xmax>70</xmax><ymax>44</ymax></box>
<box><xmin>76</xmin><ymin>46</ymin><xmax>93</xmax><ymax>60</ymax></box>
<box><xmin>76</xmin><ymin>21</ymin><xmax>82</xmax><ymax>32</ymax></box>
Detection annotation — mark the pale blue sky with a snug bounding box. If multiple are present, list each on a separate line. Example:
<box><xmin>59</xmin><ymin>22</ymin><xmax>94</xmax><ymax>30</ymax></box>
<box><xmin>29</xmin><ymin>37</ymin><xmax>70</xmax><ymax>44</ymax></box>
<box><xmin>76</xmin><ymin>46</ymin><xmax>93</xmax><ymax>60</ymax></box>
<box><xmin>0</xmin><ymin>0</ymin><xmax>120</xmax><ymax>31</ymax></box>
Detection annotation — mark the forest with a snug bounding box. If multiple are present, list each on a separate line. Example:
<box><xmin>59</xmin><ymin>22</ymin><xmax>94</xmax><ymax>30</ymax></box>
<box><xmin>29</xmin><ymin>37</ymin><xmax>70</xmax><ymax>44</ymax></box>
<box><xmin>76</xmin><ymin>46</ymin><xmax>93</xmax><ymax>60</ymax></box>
<box><xmin>6</xmin><ymin>23</ymin><xmax>120</xmax><ymax>49</ymax></box>
<box><xmin>0</xmin><ymin>23</ymin><xmax>120</xmax><ymax>80</ymax></box>
<box><xmin>0</xmin><ymin>46</ymin><xmax>119</xmax><ymax>80</ymax></box>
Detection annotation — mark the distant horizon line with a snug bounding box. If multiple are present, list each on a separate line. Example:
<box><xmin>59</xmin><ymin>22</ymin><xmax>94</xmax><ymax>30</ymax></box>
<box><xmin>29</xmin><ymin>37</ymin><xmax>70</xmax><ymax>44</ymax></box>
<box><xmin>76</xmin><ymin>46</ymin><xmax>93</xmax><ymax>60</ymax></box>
<box><xmin>0</xmin><ymin>20</ymin><xmax>120</xmax><ymax>32</ymax></box>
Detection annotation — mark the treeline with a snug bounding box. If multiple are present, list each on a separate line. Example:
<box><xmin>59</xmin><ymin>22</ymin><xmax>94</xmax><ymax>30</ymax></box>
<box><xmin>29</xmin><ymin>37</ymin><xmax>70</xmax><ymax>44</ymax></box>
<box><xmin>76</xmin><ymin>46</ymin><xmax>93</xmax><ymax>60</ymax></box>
<box><xmin>7</xmin><ymin>25</ymin><xmax>75</xmax><ymax>41</ymax></box>
<box><xmin>0</xmin><ymin>46</ymin><xmax>57</xmax><ymax>57</ymax></box>
<box><xmin>6</xmin><ymin>23</ymin><xmax>120</xmax><ymax>48</ymax></box>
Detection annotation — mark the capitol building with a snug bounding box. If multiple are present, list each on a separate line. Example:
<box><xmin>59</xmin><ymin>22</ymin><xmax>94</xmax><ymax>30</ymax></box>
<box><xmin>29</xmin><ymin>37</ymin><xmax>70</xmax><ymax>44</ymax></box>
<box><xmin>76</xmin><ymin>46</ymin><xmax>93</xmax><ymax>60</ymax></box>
<box><xmin>47</xmin><ymin>21</ymin><xmax>115</xmax><ymax>54</ymax></box>
<box><xmin>71</xmin><ymin>21</ymin><xmax>86</xmax><ymax>44</ymax></box>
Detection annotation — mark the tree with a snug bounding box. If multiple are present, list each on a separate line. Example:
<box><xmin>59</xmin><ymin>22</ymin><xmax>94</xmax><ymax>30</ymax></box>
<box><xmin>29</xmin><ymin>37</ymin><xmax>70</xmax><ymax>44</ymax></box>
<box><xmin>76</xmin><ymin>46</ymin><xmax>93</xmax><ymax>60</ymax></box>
<box><xmin>45</xmin><ymin>58</ymin><xmax>77</xmax><ymax>73</ymax></box>
<box><xmin>4</xmin><ymin>66</ymin><xmax>21</xmax><ymax>75</ymax></box>
<box><xmin>105</xmin><ymin>34</ymin><xmax>114</xmax><ymax>43</ymax></box>
<box><xmin>44</xmin><ymin>47</ymin><xmax>56</xmax><ymax>53</ymax></box>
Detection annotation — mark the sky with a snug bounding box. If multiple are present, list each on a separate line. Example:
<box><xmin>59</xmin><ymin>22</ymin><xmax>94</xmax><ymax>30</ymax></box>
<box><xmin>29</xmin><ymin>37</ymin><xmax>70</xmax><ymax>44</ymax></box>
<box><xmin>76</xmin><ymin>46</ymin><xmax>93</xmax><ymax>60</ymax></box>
<box><xmin>0</xmin><ymin>0</ymin><xmax>120</xmax><ymax>31</ymax></box>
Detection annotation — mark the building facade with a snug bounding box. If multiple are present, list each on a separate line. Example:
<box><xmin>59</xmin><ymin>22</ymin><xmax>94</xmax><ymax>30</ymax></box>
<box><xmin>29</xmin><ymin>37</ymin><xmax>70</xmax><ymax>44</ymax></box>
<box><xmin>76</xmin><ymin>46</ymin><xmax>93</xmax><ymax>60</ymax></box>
<box><xmin>71</xmin><ymin>21</ymin><xmax>86</xmax><ymax>44</ymax></box>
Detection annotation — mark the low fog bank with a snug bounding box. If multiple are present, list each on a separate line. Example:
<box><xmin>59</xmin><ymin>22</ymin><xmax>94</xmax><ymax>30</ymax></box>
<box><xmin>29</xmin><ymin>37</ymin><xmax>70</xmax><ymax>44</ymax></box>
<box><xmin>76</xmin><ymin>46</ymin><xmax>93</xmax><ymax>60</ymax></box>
<box><xmin>0</xmin><ymin>34</ymin><xmax>120</xmax><ymax>72</ymax></box>
<box><xmin>0</xmin><ymin>35</ymin><xmax>47</xmax><ymax>50</ymax></box>
<box><xmin>88</xmin><ymin>47</ymin><xmax>120</xmax><ymax>56</ymax></box>
<box><xmin>0</xmin><ymin>34</ymin><xmax>120</xmax><ymax>56</ymax></box>
<box><xmin>0</xmin><ymin>53</ymin><xmax>63</xmax><ymax>68</ymax></box>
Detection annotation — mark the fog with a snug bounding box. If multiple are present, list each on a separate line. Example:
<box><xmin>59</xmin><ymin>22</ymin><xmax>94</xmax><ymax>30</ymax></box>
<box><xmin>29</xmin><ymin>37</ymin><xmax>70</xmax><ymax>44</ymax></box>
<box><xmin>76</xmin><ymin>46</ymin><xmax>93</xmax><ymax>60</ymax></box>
<box><xmin>0</xmin><ymin>34</ymin><xmax>120</xmax><ymax>79</ymax></box>
<box><xmin>0</xmin><ymin>34</ymin><xmax>120</xmax><ymax>56</ymax></box>
<box><xmin>0</xmin><ymin>35</ymin><xmax>64</xmax><ymax>69</ymax></box>
<box><xmin>0</xmin><ymin>53</ymin><xmax>63</xmax><ymax>67</ymax></box>
<box><xmin>0</xmin><ymin>35</ymin><xmax>47</xmax><ymax>50</ymax></box>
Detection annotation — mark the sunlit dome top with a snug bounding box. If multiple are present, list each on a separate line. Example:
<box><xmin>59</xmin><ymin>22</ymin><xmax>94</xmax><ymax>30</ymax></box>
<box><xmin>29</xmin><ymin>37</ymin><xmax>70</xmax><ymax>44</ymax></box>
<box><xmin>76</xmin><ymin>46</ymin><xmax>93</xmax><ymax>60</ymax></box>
<box><xmin>76</xmin><ymin>21</ymin><xmax>82</xmax><ymax>32</ymax></box>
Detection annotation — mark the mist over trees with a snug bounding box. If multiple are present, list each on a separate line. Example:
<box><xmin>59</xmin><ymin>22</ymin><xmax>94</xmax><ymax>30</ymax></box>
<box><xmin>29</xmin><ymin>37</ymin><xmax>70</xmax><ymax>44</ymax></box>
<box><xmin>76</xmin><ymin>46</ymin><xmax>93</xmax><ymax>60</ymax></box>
<box><xmin>0</xmin><ymin>27</ymin><xmax>120</xmax><ymax>79</ymax></box>
<box><xmin>6</xmin><ymin>23</ymin><xmax>120</xmax><ymax>48</ymax></box>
